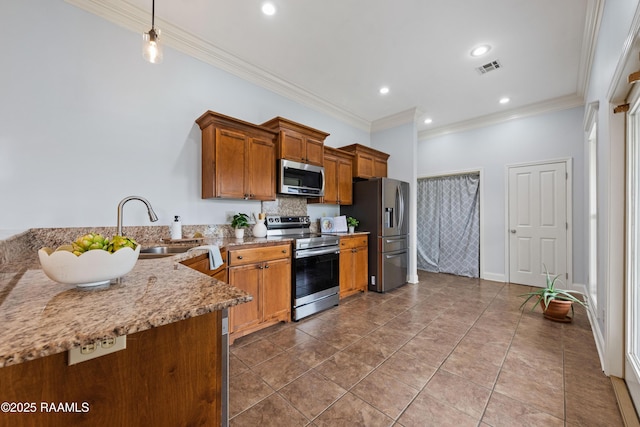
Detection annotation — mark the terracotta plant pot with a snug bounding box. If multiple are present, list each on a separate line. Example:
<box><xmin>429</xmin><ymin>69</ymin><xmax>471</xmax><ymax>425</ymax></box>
<box><xmin>540</xmin><ymin>299</ymin><xmax>573</xmax><ymax>322</ymax></box>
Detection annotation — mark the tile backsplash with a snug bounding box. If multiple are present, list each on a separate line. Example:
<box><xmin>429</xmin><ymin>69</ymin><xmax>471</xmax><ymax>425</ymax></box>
<box><xmin>261</xmin><ymin>195</ymin><xmax>307</xmax><ymax>216</ymax></box>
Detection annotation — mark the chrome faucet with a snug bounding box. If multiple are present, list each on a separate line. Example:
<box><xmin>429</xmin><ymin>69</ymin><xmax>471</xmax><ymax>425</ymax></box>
<box><xmin>117</xmin><ymin>196</ymin><xmax>159</xmax><ymax>236</ymax></box>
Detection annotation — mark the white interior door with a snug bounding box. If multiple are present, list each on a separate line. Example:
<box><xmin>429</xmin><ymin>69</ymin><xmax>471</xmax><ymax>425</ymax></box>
<box><xmin>508</xmin><ymin>162</ymin><xmax>568</xmax><ymax>287</ymax></box>
<box><xmin>625</xmin><ymin>84</ymin><xmax>640</xmax><ymax>410</ymax></box>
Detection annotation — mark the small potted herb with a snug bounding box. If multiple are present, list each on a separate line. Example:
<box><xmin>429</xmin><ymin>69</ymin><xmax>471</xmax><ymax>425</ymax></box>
<box><xmin>231</xmin><ymin>213</ymin><xmax>250</xmax><ymax>239</ymax></box>
<box><xmin>519</xmin><ymin>265</ymin><xmax>587</xmax><ymax>322</ymax></box>
<box><xmin>347</xmin><ymin>216</ymin><xmax>359</xmax><ymax>234</ymax></box>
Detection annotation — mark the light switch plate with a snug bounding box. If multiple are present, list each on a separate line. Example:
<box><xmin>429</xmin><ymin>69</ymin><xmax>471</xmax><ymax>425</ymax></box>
<box><xmin>68</xmin><ymin>336</ymin><xmax>126</xmax><ymax>365</ymax></box>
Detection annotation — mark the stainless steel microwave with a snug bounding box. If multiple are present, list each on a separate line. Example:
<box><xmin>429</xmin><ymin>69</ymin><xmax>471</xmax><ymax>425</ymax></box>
<box><xmin>278</xmin><ymin>159</ymin><xmax>325</xmax><ymax>196</ymax></box>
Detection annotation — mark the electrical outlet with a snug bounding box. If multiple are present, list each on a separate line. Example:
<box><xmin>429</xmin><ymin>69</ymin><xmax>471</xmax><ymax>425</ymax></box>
<box><xmin>68</xmin><ymin>335</ymin><xmax>126</xmax><ymax>365</ymax></box>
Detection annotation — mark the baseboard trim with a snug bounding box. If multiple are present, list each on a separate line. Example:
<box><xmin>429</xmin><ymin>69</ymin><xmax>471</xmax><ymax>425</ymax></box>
<box><xmin>611</xmin><ymin>376</ymin><xmax>640</xmax><ymax>427</ymax></box>
<box><xmin>481</xmin><ymin>272</ymin><xmax>506</xmax><ymax>283</ymax></box>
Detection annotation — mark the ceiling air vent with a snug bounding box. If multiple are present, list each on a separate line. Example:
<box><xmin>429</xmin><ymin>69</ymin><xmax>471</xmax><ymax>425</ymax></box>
<box><xmin>476</xmin><ymin>60</ymin><xmax>501</xmax><ymax>75</ymax></box>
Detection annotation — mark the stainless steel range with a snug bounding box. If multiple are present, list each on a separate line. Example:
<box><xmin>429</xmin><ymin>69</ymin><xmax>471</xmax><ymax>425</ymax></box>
<box><xmin>266</xmin><ymin>216</ymin><xmax>340</xmax><ymax>321</ymax></box>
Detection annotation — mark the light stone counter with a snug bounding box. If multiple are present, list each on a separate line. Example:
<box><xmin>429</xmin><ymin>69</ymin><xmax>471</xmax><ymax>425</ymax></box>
<box><xmin>0</xmin><ymin>228</ymin><xmax>295</xmax><ymax>368</ymax></box>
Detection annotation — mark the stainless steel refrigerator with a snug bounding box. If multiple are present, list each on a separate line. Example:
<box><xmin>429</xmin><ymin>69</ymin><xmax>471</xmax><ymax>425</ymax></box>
<box><xmin>341</xmin><ymin>178</ymin><xmax>409</xmax><ymax>292</ymax></box>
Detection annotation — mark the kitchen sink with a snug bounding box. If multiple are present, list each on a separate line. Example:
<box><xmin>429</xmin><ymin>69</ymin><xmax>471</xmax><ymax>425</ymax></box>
<box><xmin>139</xmin><ymin>245</ymin><xmax>196</xmax><ymax>259</ymax></box>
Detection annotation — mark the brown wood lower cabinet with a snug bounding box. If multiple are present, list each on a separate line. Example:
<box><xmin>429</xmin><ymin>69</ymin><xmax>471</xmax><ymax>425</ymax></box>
<box><xmin>0</xmin><ymin>312</ymin><xmax>223</xmax><ymax>427</ymax></box>
<box><xmin>227</xmin><ymin>244</ymin><xmax>291</xmax><ymax>343</ymax></box>
<box><xmin>180</xmin><ymin>248</ymin><xmax>227</xmax><ymax>282</ymax></box>
<box><xmin>339</xmin><ymin>235</ymin><xmax>368</xmax><ymax>299</ymax></box>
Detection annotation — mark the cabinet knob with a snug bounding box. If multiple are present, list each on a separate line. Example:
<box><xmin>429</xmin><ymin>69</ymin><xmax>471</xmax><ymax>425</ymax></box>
<box><xmin>237</xmin><ymin>256</ymin><xmax>243</xmax><ymax>259</ymax></box>
<box><xmin>264</xmin><ymin>264</ymin><xmax>270</xmax><ymax>269</ymax></box>
<box><xmin>282</xmin><ymin>250</ymin><xmax>287</xmax><ymax>253</ymax></box>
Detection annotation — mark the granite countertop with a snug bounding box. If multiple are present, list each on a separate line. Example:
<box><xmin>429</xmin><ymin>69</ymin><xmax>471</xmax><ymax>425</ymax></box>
<box><xmin>0</xmin><ymin>234</ymin><xmax>294</xmax><ymax>368</ymax></box>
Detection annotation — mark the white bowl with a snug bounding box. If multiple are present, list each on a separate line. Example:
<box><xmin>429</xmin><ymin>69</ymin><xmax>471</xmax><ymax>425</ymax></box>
<box><xmin>38</xmin><ymin>245</ymin><xmax>141</xmax><ymax>288</ymax></box>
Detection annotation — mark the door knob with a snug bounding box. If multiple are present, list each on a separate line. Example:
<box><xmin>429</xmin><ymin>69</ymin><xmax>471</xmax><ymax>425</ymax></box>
<box><xmin>510</xmin><ymin>229</ymin><xmax>516</xmax><ymax>234</ymax></box>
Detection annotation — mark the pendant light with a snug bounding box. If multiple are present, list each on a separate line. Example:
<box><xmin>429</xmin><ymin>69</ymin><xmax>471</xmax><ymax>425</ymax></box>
<box><xmin>142</xmin><ymin>0</ymin><xmax>162</xmax><ymax>64</ymax></box>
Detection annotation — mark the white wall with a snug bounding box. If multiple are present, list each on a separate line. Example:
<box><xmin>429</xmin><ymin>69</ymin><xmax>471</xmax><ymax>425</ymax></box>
<box><xmin>418</xmin><ymin>106</ymin><xmax>586</xmax><ymax>283</ymax></box>
<box><xmin>582</xmin><ymin>0</ymin><xmax>640</xmax><ymax>377</ymax></box>
<box><xmin>372</xmin><ymin>122</ymin><xmax>419</xmax><ymax>283</ymax></box>
<box><xmin>0</xmin><ymin>0</ymin><xmax>369</xmax><ymax>231</ymax></box>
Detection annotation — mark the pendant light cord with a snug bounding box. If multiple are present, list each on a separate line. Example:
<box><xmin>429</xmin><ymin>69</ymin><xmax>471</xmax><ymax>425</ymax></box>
<box><xmin>151</xmin><ymin>0</ymin><xmax>155</xmax><ymax>30</ymax></box>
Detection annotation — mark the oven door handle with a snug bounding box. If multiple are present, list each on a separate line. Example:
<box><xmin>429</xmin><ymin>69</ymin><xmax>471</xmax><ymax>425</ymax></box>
<box><xmin>295</xmin><ymin>247</ymin><xmax>340</xmax><ymax>259</ymax></box>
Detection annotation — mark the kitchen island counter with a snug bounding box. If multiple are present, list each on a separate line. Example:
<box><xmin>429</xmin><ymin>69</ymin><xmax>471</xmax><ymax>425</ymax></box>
<box><xmin>0</xmin><ymin>231</ymin><xmax>285</xmax><ymax>427</ymax></box>
<box><xmin>0</xmin><ymin>234</ymin><xmax>284</xmax><ymax>368</ymax></box>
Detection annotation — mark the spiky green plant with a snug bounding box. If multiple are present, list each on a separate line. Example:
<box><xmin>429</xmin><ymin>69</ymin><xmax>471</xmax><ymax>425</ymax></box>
<box><xmin>519</xmin><ymin>265</ymin><xmax>587</xmax><ymax>315</ymax></box>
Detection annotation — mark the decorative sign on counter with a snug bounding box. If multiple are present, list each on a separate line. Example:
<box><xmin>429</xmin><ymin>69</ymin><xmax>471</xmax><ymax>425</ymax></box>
<box><xmin>320</xmin><ymin>215</ymin><xmax>348</xmax><ymax>233</ymax></box>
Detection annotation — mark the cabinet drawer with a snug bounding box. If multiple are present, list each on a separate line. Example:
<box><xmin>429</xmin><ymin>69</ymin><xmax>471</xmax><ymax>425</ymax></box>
<box><xmin>340</xmin><ymin>236</ymin><xmax>368</xmax><ymax>250</ymax></box>
<box><xmin>228</xmin><ymin>244</ymin><xmax>291</xmax><ymax>266</ymax></box>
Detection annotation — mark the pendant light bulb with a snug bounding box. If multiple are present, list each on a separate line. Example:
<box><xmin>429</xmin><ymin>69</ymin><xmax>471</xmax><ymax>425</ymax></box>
<box><xmin>142</xmin><ymin>0</ymin><xmax>162</xmax><ymax>64</ymax></box>
<box><xmin>143</xmin><ymin>28</ymin><xmax>163</xmax><ymax>64</ymax></box>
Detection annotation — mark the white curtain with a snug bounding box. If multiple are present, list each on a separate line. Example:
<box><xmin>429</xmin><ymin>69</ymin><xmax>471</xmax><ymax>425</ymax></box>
<box><xmin>417</xmin><ymin>174</ymin><xmax>480</xmax><ymax>277</ymax></box>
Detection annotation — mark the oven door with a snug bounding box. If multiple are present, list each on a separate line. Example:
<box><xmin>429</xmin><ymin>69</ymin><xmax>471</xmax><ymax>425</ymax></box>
<box><xmin>294</xmin><ymin>247</ymin><xmax>339</xmax><ymax>306</ymax></box>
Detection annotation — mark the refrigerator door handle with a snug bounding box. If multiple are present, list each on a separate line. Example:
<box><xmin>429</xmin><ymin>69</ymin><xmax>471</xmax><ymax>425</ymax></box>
<box><xmin>385</xmin><ymin>252</ymin><xmax>406</xmax><ymax>259</ymax></box>
<box><xmin>385</xmin><ymin>237</ymin><xmax>405</xmax><ymax>243</ymax></box>
<box><xmin>396</xmin><ymin>184</ymin><xmax>405</xmax><ymax>232</ymax></box>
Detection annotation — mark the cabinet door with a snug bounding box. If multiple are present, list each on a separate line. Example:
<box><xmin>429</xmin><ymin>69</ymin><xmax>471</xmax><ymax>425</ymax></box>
<box><xmin>337</xmin><ymin>157</ymin><xmax>353</xmax><ymax>205</ymax></box>
<box><xmin>354</xmin><ymin>245</ymin><xmax>368</xmax><ymax>292</ymax></box>
<box><xmin>373</xmin><ymin>157</ymin><xmax>387</xmax><ymax>178</ymax></box>
<box><xmin>262</xmin><ymin>258</ymin><xmax>291</xmax><ymax>322</ymax></box>
<box><xmin>357</xmin><ymin>154</ymin><xmax>374</xmax><ymax>179</ymax></box>
<box><xmin>228</xmin><ymin>264</ymin><xmax>262</xmax><ymax>333</ymax></box>
<box><xmin>216</xmin><ymin>128</ymin><xmax>247</xmax><ymax>199</ymax></box>
<box><xmin>322</xmin><ymin>154</ymin><xmax>339</xmax><ymax>204</ymax></box>
<box><xmin>305</xmin><ymin>137</ymin><xmax>325</xmax><ymax>166</ymax></box>
<box><xmin>247</xmin><ymin>136</ymin><xmax>276</xmax><ymax>200</ymax></box>
<box><xmin>280</xmin><ymin>131</ymin><xmax>305</xmax><ymax>162</ymax></box>
<box><xmin>339</xmin><ymin>250</ymin><xmax>355</xmax><ymax>298</ymax></box>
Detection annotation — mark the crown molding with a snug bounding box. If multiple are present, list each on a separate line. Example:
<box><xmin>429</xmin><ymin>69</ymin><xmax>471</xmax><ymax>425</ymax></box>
<box><xmin>577</xmin><ymin>0</ymin><xmax>604</xmax><ymax>98</ymax></box>
<box><xmin>371</xmin><ymin>108</ymin><xmax>422</xmax><ymax>133</ymax></box>
<box><xmin>607</xmin><ymin>2</ymin><xmax>640</xmax><ymax>103</ymax></box>
<box><xmin>65</xmin><ymin>0</ymin><xmax>372</xmax><ymax>132</ymax></box>
<box><xmin>418</xmin><ymin>93</ymin><xmax>585</xmax><ymax>140</ymax></box>
<box><xmin>66</xmin><ymin>0</ymin><xmax>595</xmax><ymax>140</ymax></box>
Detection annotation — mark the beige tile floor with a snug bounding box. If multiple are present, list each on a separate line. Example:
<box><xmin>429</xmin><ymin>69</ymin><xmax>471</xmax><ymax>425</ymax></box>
<box><xmin>228</xmin><ymin>271</ymin><xmax>624</xmax><ymax>426</ymax></box>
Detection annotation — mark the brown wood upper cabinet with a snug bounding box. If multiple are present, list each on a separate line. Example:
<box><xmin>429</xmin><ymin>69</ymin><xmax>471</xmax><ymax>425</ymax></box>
<box><xmin>338</xmin><ymin>143</ymin><xmax>390</xmax><ymax>179</ymax></box>
<box><xmin>309</xmin><ymin>146</ymin><xmax>354</xmax><ymax>205</ymax></box>
<box><xmin>196</xmin><ymin>111</ymin><xmax>277</xmax><ymax>200</ymax></box>
<box><xmin>262</xmin><ymin>117</ymin><xmax>329</xmax><ymax>166</ymax></box>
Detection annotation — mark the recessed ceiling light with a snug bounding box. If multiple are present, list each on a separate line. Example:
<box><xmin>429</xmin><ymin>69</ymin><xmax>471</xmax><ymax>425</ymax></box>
<box><xmin>379</xmin><ymin>86</ymin><xmax>390</xmax><ymax>95</ymax></box>
<box><xmin>424</xmin><ymin>118</ymin><xmax>433</xmax><ymax>124</ymax></box>
<box><xmin>470</xmin><ymin>45</ymin><xmax>491</xmax><ymax>57</ymax></box>
<box><xmin>499</xmin><ymin>97</ymin><xmax>510</xmax><ymax>104</ymax></box>
<box><xmin>261</xmin><ymin>2</ymin><xmax>276</xmax><ymax>16</ymax></box>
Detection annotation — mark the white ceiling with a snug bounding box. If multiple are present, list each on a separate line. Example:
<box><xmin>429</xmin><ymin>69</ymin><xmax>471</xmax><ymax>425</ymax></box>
<box><xmin>69</xmin><ymin>0</ymin><xmax>601</xmax><ymax>137</ymax></box>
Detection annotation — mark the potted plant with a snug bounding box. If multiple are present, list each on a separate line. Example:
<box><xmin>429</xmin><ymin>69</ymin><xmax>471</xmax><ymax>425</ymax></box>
<box><xmin>347</xmin><ymin>216</ymin><xmax>359</xmax><ymax>234</ymax></box>
<box><xmin>231</xmin><ymin>213</ymin><xmax>250</xmax><ymax>239</ymax></box>
<box><xmin>519</xmin><ymin>266</ymin><xmax>587</xmax><ymax>322</ymax></box>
